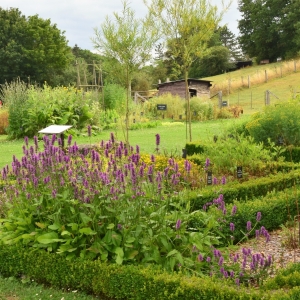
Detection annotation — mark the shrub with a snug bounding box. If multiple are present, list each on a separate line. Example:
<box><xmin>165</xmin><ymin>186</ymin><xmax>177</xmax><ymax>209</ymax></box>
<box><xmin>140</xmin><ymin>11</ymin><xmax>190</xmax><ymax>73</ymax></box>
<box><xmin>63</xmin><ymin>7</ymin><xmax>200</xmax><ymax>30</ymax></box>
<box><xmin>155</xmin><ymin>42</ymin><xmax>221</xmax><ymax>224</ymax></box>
<box><xmin>246</xmin><ymin>99</ymin><xmax>300</xmax><ymax>146</ymax></box>
<box><xmin>102</xmin><ymin>83</ymin><xmax>127</xmax><ymax>112</ymax></box>
<box><xmin>0</xmin><ymin>109</ymin><xmax>8</xmax><ymax>134</ymax></box>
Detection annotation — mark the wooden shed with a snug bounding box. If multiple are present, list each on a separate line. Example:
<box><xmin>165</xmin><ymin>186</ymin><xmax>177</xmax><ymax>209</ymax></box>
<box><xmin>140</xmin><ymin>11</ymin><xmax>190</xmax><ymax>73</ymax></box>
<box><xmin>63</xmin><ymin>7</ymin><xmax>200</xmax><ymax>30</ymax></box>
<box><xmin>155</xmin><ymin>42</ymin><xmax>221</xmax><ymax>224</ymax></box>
<box><xmin>157</xmin><ymin>78</ymin><xmax>212</xmax><ymax>98</ymax></box>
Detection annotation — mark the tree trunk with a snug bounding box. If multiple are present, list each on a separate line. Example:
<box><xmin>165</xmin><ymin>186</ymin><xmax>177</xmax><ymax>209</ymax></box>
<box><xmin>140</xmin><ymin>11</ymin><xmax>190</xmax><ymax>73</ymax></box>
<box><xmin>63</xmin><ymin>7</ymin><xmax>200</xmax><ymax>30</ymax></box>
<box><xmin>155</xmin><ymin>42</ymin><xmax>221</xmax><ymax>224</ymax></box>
<box><xmin>184</xmin><ymin>69</ymin><xmax>192</xmax><ymax>142</ymax></box>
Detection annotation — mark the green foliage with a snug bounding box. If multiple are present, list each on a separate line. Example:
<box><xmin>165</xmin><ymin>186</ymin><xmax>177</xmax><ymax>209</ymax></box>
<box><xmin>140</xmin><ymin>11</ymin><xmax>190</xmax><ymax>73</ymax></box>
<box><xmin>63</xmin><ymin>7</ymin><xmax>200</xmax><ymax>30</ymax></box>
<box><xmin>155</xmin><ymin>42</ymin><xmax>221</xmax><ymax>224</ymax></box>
<box><xmin>1</xmin><ymin>80</ymin><xmax>29</xmax><ymax>139</ymax></box>
<box><xmin>103</xmin><ymin>83</ymin><xmax>127</xmax><ymax>111</ymax></box>
<box><xmin>238</xmin><ymin>0</ymin><xmax>300</xmax><ymax>62</ymax></box>
<box><xmin>0</xmin><ymin>243</ymin><xmax>276</xmax><ymax>299</ymax></box>
<box><xmin>190</xmin><ymin>46</ymin><xmax>234</xmax><ymax>78</ymax></box>
<box><xmin>97</xmin><ymin>109</ymin><xmax>120</xmax><ymax>129</ymax></box>
<box><xmin>187</xmin><ymin>168</ymin><xmax>300</xmax><ymax>210</ymax></box>
<box><xmin>145</xmin><ymin>94</ymin><xmax>185</xmax><ymax>119</ymax></box>
<box><xmin>2</xmin><ymin>82</ymin><xmax>96</xmax><ymax>138</ymax></box>
<box><xmin>0</xmin><ymin>136</ymin><xmax>223</xmax><ymax>275</ymax></box>
<box><xmin>0</xmin><ymin>8</ymin><xmax>70</xmax><ymax>85</ymax></box>
<box><xmin>246</xmin><ymin>100</ymin><xmax>300</xmax><ymax>146</ymax></box>
<box><xmin>187</xmin><ymin>135</ymin><xmax>275</xmax><ymax>177</ymax></box>
<box><xmin>185</xmin><ymin>98</ymin><xmax>214</xmax><ymax>121</ymax></box>
<box><xmin>0</xmin><ymin>109</ymin><xmax>9</xmax><ymax>135</ymax></box>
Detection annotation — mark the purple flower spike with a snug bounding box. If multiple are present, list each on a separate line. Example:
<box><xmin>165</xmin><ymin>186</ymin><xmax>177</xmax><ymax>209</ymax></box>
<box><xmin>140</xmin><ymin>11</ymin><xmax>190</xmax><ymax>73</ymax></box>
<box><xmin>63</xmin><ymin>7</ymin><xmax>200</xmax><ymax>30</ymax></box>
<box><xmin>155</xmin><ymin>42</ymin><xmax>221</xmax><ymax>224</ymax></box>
<box><xmin>230</xmin><ymin>222</ymin><xmax>235</xmax><ymax>232</ymax></box>
<box><xmin>205</xmin><ymin>158</ymin><xmax>210</xmax><ymax>168</ymax></box>
<box><xmin>175</xmin><ymin>219</ymin><xmax>182</xmax><ymax>230</ymax></box>
<box><xmin>197</xmin><ymin>254</ymin><xmax>203</xmax><ymax>261</ymax></box>
<box><xmin>231</xmin><ymin>205</ymin><xmax>237</xmax><ymax>216</ymax></box>
<box><xmin>67</xmin><ymin>135</ymin><xmax>72</xmax><ymax>146</ymax></box>
<box><xmin>221</xmin><ymin>176</ymin><xmax>226</xmax><ymax>185</ymax></box>
<box><xmin>246</xmin><ymin>221</ymin><xmax>252</xmax><ymax>231</ymax></box>
<box><xmin>155</xmin><ymin>133</ymin><xmax>160</xmax><ymax>146</ymax></box>
<box><xmin>256</xmin><ymin>211</ymin><xmax>262</xmax><ymax>222</ymax></box>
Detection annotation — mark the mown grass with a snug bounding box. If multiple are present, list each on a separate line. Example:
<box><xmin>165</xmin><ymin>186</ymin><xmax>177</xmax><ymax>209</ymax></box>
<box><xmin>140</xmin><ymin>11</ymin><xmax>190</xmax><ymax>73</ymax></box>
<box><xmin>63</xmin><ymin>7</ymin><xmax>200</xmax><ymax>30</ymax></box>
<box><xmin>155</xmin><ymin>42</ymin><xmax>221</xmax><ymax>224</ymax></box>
<box><xmin>0</xmin><ymin>276</ymin><xmax>98</xmax><ymax>300</ymax></box>
<box><xmin>0</xmin><ymin>118</ymin><xmax>247</xmax><ymax>170</ymax></box>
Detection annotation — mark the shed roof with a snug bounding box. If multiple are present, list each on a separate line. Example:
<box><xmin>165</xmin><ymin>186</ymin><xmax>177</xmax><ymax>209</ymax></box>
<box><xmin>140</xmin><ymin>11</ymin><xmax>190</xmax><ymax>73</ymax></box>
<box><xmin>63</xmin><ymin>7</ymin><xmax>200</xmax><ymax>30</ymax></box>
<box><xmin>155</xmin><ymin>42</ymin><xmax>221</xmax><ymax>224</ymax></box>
<box><xmin>157</xmin><ymin>78</ymin><xmax>213</xmax><ymax>88</ymax></box>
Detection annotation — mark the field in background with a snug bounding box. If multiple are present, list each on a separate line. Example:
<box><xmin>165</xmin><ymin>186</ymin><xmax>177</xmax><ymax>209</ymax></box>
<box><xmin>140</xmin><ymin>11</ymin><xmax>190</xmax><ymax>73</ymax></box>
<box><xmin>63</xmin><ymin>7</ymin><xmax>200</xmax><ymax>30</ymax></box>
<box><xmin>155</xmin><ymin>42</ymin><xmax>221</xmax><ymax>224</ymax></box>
<box><xmin>204</xmin><ymin>59</ymin><xmax>300</xmax><ymax>115</ymax></box>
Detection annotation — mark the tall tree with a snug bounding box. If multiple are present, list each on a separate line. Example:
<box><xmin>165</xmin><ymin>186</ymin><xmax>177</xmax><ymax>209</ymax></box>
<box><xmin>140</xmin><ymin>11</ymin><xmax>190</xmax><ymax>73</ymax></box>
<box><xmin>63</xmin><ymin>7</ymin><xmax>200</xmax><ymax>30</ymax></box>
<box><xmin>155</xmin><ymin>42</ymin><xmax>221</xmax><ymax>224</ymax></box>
<box><xmin>144</xmin><ymin>0</ymin><xmax>229</xmax><ymax>141</ymax></box>
<box><xmin>0</xmin><ymin>8</ymin><xmax>71</xmax><ymax>85</ymax></box>
<box><xmin>92</xmin><ymin>0</ymin><xmax>158</xmax><ymax>144</ymax></box>
<box><xmin>219</xmin><ymin>25</ymin><xmax>244</xmax><ymax>61</ymax></box>
<box><xmin>238</xmin><ymin>0</ymin><xmax>299</xmax><ymax>62</ymax></box>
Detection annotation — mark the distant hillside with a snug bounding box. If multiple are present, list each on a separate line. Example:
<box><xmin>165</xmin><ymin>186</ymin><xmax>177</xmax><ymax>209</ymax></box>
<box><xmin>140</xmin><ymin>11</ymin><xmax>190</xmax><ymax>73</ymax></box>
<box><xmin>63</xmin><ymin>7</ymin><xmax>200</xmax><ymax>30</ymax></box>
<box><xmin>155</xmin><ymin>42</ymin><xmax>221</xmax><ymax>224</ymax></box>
<box><xmin>203</xmin><ymin>59</ymin><xmax>300</xmax><ymax>115</ymax></box>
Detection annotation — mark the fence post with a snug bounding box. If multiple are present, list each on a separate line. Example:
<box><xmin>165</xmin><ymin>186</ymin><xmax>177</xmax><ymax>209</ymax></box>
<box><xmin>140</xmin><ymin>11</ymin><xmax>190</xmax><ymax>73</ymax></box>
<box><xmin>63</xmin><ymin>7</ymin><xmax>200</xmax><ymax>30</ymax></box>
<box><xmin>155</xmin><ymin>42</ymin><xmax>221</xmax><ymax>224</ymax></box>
<box><xmin>265</xmin><ymin>70</ymin><xmax>268</xmax><ymax>83</ymax></box>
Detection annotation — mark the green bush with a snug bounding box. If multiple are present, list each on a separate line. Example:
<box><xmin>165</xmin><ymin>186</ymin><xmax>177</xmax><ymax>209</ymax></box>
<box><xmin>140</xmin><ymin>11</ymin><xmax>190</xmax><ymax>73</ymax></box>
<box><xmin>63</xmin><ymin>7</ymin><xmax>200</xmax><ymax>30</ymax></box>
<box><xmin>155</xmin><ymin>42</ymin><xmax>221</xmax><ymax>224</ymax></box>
<box><xmin>186</xmin><ymin>169</ymin><xmax>300</xmax><ymax>210</ymax></box>
<box><xmin>246</xmin><ymin>99</ymin><xmax>300</xmax><ymax>146</ymax></box>
<box><xmin>186</xmin><ymin>135</ymin><xmax>277</xmax><ymax>177</ymax></box>
<box><xmin>102</xmin><ymin>83</ymin><xmax>127</xmax><ymax>112</ymax></box>
<box><xmin>0</xmin><ymin>244</ymin><xmax>275</xmax><ymax>299</ymax></box>
<box><xmin>2</xmin><ymin>81</ymin><xmax>96</xmax><ymax>138</ymax></box>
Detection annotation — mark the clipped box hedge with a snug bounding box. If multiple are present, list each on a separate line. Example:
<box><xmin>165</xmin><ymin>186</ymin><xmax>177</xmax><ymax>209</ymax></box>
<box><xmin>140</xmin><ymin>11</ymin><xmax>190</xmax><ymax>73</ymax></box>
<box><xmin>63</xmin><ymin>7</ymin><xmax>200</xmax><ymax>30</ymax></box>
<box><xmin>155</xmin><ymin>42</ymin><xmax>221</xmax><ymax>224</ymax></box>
<box><xmin>0</xmin><ymin>244</ymin><xmax>294</xmax><ymax>300</ymax></box>
<box><xmin>187</xmin><ymin>169</ymin><xmax>300</xmax><ymax>210</ymax></box>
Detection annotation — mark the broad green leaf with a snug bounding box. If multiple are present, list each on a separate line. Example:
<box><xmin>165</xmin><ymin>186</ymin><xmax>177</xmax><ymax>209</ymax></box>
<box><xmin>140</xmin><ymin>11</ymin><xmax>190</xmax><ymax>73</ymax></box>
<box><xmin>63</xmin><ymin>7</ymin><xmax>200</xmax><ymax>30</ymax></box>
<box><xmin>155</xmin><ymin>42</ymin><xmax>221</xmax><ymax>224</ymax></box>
<box><xmin>111</xmin><ymin>232</ymin><xmax>122</xmax><ymax>246</ymax></box>
<box><xmin>67</xmin><ymin>223</ymin><xmax>78</xmax><ymax>231</ymax></box>
<box><xmin>107</xmin><ymin>223</ymin><xmax>115</xmax><ymax>230</ymax></box>
<box><xmin>21</xmin><ymin>234</ymin><xmax>35</xmax><ymax>240</ymax></box>
<box><xmin>80</xmin><ymin>213</ymin><xmax>92</xmax><ymax>224</ymax></box>
<box><xmin>61</xmin><ymin>230</ymin><xmax>71</xmax><ymax>236</ymax></box>
<box><xmin>35</xmin><ymin>222</ymin><xmax>47</xmax><ymax>229</ymax></box>
<box><xmin>48</xmin><ymin>224</ymin><xmax>60</xmax><ymax>230</ymax></box>
<box><xmin>126</xmin><ymin>250</ymin><xmax>138</xmax><ymax>259</ymax></box>
<box><xmin>166</xmin><ymin>249</ymin><xmax>179</xmax><ymax>258</ymax></box>
<box><xmin>125</xmin><ymin>236</ymin><xmax>135</xmax><ymax>243</ymax></box>
<box><xmin>36</xmin><ymin>232</ymin><xmax>58</xmax><ymax>244</ymax></box>
<box><xmin>79</xmin><ymin>227</ymin><xmax>96</xmax><ymax>235</ymax></box>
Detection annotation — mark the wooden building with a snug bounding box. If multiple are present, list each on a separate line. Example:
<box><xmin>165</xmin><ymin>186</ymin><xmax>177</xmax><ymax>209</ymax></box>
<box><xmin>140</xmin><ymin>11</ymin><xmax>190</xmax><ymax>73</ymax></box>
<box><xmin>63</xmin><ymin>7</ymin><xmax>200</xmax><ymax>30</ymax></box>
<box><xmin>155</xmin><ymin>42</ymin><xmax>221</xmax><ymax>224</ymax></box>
<box><xmin>157</xmin><ymin>78</ymin><xmax>212</xmax><ymax>98</ymax></box>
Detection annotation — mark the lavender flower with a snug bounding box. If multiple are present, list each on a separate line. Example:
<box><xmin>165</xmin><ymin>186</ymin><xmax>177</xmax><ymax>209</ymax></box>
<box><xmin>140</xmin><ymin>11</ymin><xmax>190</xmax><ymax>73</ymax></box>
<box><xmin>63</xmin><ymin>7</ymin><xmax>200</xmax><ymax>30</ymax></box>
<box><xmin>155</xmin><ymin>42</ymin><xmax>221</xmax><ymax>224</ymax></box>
<box><xmin>256</xmin><ymin>211</ymin><xmax>262</xmax><ymax>222</ymax></box>
<box><xmin>67</xmin><ymin>135</ymin><xmax>72</xmax><ymax>146</ymax></box>
<box><xmin>246</xmin><ymin>221</ymin><xmax>252</xmax><ymax>231</ymax></box>
<box><xmin>205</xmin><ymin>158</ymin><xmax>210</xmax><ymax>168</ymax></box>
<box><xmin>197</xmin><ymin>254</ymin><xmax>203</xmax><ymax>261</ymax></box>
<box><xmin>230</xmin><ymin>222</ymin><xmax>235</xmax><ymax>232</ymax></box>
<box><xmin>218</xmin><ymin>256</ymin><xmax>224</xmax><ymax>266</ymax></box>
<box><xmin>221</xmin><ymin>176</ymin><xmax>226</xmax><ymax>185</ymax></box>
<box><xmin>155</xmin><ymin>133</ymin><xmax>160</xmax><ymax>146</ymax></box>
<box><xmin>175</xmin><ymin>219</ymin><xmax>182</xmax><ymax>230</ymax></box>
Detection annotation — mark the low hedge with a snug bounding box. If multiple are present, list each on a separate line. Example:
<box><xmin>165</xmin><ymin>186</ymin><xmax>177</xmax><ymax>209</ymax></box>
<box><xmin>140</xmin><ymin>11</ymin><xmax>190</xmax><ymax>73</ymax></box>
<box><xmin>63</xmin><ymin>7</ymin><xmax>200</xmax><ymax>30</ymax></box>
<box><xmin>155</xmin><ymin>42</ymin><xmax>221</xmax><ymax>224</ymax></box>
<box><xmin>188</xmin><ymin>169</ymin><xmax>300</xmax><ymax>210</ymax></box>
<box><xmin>0</xmin><ymin>244</ymin><xmax>294</xmax><ymax>299</ymax></box>
<box><xmin>189</xmin><ymin>187</ymin><xmax>299</xmax><ymax>244</ymax></box>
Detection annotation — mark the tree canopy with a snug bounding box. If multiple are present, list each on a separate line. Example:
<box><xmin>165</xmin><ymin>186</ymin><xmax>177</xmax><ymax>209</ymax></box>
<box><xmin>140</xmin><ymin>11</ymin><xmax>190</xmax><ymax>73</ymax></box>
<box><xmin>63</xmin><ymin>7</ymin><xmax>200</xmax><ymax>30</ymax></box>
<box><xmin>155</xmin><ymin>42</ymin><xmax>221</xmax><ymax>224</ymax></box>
<box><xmin>0</xmin><ymin>7</ymin><xmax>71</xmax><ymax>85</ymax></box>
<box><xmin>144</xmin><ymin>0</ymin><xmax>229</xmax><ymax>141</ymax></box>
<box><xmin>92</xmin><ymin>0</ymin><xmax>159</xmax><ymax>143</ymax></box>
<box><xmin>238</xmin><ymin>0</ymin><xmax>300</xmax><ymax>63</ymax></box>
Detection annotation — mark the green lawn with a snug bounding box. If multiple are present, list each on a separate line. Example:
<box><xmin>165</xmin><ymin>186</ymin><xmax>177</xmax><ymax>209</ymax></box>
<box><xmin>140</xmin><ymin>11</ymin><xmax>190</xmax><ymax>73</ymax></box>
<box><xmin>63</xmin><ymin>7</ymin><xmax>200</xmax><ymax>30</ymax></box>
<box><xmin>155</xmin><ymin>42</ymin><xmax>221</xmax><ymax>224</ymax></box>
<box><xmin>0</xmin><ymin>117</ymin><xmax>247</xmax><ymax>169</ymax></box>
<box><xmin>0</xmin><ymin>276</ymin><xmax>98</xmax><ymax>300</ymax></box>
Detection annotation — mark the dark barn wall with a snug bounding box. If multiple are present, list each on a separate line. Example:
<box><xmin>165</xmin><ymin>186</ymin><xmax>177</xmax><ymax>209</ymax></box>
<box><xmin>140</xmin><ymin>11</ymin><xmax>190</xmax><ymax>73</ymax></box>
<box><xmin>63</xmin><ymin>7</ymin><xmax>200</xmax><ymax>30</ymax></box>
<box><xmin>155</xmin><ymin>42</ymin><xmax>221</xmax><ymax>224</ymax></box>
<box><xmin>157</xmin><ymin>79</ymin><xmax>211</xmax><ymax>98</ymax></box>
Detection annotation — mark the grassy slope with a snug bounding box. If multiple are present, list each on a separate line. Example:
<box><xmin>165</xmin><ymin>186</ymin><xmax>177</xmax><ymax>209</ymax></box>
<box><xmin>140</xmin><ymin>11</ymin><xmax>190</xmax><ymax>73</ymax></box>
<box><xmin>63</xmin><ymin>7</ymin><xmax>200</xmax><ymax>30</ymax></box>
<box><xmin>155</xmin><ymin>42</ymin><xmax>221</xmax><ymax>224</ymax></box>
<box><xmin>203</xmin><ymin>59</ymin><xmax>300</xmax><ymax>114</ymax></box>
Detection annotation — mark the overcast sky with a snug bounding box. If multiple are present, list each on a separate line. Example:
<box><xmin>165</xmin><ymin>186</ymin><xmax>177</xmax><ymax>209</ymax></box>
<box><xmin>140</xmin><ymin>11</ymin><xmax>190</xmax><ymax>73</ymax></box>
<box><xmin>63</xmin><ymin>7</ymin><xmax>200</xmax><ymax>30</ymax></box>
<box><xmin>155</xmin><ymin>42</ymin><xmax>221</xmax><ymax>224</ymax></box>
<box><xmin>1</xmin><ymin>0</ymin><xmax>241</xmax><ymax>51</ymax></box>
